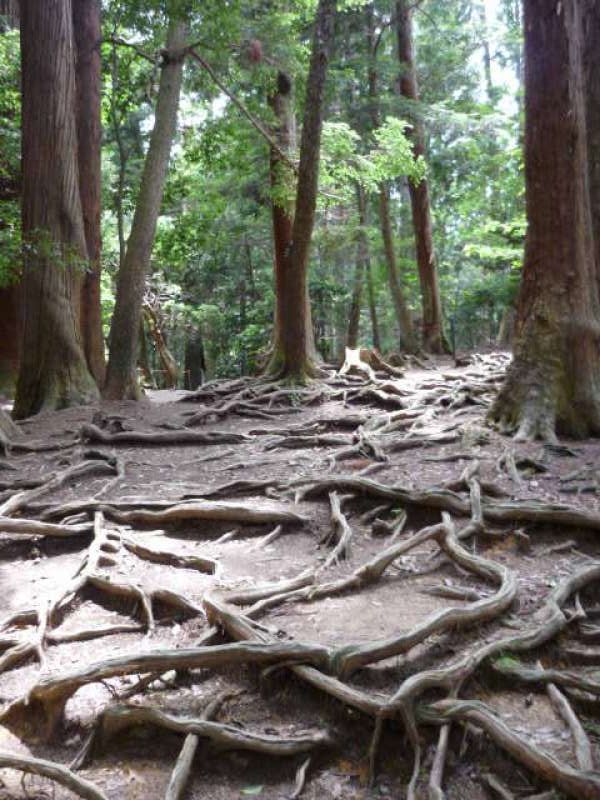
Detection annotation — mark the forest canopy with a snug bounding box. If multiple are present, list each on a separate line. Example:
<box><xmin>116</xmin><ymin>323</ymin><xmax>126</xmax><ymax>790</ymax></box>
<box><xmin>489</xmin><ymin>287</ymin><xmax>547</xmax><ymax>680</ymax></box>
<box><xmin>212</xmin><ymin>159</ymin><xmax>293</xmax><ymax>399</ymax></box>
<box><xmin>0</xmin><ymin>0</ymin><xmax>524</xmax><ymax>392</ymax></box>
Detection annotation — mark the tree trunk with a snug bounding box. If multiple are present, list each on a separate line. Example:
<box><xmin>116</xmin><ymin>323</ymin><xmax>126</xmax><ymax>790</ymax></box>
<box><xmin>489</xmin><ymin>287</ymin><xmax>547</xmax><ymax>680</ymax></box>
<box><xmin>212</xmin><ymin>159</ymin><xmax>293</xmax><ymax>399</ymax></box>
<box><xmin>346</xmin><ymin>184</ymin><xmax>368</xmax><ymax>349</ymax></box>
<box><xmin>366</xmin><ymin>3</ymin><xmax>417</xmax><ymax>353</ymax></box>
<box><xmin>270</xmin><ymin>0</ymin><xmax>336</xmax><ymax>381</ymax></box>
<box><xmin>396</xmin><ymin>0</ymin><xmax>448</xmax><ymax>354</ymax></box>
<box><xmin>583</xmin><ymin>2</ymin><xmax>600</xmax><ymax>275</ymax></box>
<box><xmin>266</xmin><ymin>71</ymin><xmax>318</xmax><ymax>376</ymax></box>
<box><xmin>184</xmin><ymin>329</ymin><xmax>206</xmax><ymax>389</ymax></box>
<box><xmin>73</xmin><ymin>0</ymin><xmax>105</xmax><ymax>385</ymax></box>
<box><xmin>366</xmin><ymin>258</ymin><xmax>381</xmax><ymax>351</ymax></box>
<box><xmin>378</xmin><ymin>186</ymin><xmax>419</xmax><ymax>352</ymax></box>
<box><xmin>143</xmin><ymin>302</ymin><xmax>179</xmax><ymax>388</ymax></box>
<box><xmin>489</xmin><ymin>0</ymin><xmax>600</xmax><ymax>441</ymax></box>
<box><xmin>0</xmin><ymin>286</ymin><xmax>21</xmax><ymax>394</ymax></box>
<box><xmin>13</xmin><ymin>0</ymin><xmax>99</xmax><ymax>419</ymax></box>
<box><xmin>103</xmin><ymin>18</ymin><xmax>187</xmax><ymax>400</ymax></box>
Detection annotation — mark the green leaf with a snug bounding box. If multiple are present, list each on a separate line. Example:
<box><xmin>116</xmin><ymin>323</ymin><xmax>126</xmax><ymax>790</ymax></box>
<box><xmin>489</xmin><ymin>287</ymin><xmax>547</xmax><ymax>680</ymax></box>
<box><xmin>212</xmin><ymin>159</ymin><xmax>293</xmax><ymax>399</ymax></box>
<box><xmin>241</xmin><ymin>786</ymin><xmax>264</xmax><ymax>796</ymax></box>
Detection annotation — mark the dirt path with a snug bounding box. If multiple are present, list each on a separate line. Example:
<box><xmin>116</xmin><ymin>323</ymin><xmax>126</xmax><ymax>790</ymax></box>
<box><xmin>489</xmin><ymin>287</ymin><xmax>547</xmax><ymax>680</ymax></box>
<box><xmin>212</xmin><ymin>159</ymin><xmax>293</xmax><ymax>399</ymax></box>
<box><xmin>0</xmin><ymin>352</ymin><xmax>599</xmax><ymax>800</ymax></box>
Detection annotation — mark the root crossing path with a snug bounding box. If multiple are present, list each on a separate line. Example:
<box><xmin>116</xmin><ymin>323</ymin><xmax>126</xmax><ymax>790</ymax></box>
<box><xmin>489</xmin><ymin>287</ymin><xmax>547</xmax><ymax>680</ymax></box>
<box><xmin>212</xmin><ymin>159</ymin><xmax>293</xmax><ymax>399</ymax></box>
<box><xmin>1</xmin><ymin>351</ymin><xmax>600</xmax><ymax>799</ymax></box>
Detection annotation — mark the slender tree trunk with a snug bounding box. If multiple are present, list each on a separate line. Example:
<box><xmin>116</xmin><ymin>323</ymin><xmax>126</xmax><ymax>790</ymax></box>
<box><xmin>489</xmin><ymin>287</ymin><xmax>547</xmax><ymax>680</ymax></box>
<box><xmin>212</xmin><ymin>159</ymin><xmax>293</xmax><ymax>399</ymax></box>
<box><xmin>366</xmin><ymin>258</ymin><xmax>381</xmax><ymax>351</ymax></box>
<box><xmin>110</xmin><ymin>41</ymin><xmax>127</xmax><ymax>268</ymax></box>
<box><xmin>73</xmin><ymin>0</ymin><xmax>105</xmax><ymax>385</ymax></box>
<box><xmin>184</xmin><ymin>330</ymin><xmax>206</xmax><ymax>389</ymax></box>
<box><xmin>396</xmin><ymin>0</ymin><xmax>448</xmax><ymax>354</ymax></box>
<box><xmin>267</xmin><ymin>71</ymin><xmax>318</xmax><ymax>375</ymax></box>
<box><xmin>104</xmin><ymin>18</ymin><xmax>187</xmax><ymax>400</ymax></box>
<box><xmin>366</xmin><ymin>3</ymin><xmax>417</xmax><ymax>353</ymax></box>
<box><xmin>271</xmin><ymin>0</ymin><xmax>336</xmax><ymax>381</ymax></box>
<box><xmin>489</xmin><ymin>0</ymin><xmax>600</xmax><ymax>440</ymax></box>
<box><xmin>346</xmin><ymin>185</ymin><xmax>368</xmax><ymax>349</ymax></box>
<box><xmin>14</xmin><ymin>0</ymin><xmax>98</xmax><ymax>419</ymax></box>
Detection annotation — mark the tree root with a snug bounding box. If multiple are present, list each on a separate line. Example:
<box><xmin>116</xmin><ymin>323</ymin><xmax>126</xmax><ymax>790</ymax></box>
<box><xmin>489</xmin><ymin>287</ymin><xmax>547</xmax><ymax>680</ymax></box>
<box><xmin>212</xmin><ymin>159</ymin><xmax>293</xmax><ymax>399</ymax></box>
<box><xmin>1</xmin><ymin>641</ymin><xmax>332</xmax><ymax>741</ymax></box>
<box><xmin>81</xmin><ymin>423</ymin><xmax>251</xmax><ymax>446</ymax></box>
<box><xmin>79</xmin><ymin>703</ymin><xmax>332</xmax><ymax>765</ymax></box>
<box><xmin>0</xmin><ymin>751</ymin><xmax>108</xmax><ymax>800</ymax></box>
<box><xmin>333</xmin><ymin>514</ymin><xmax>517</xmax><ymax>676</ymax></box>
<box><xmin>418</xmin><ymin>699</ymin><xmax>600</xmax><ymax>800</ymax></box>
<box><xmin>107</xmin><ymin>499</ymin><xmax>307</xmax><ymax>526</ymax></box>
<box><xmin>545</xmin><ymin>678</ymin><xmax>594</xmax><ymax>771</ymax></box>
<box><xmin>164</xmin><ymin>692</ymin><xmax>234</xmax><ymax>800</ymax></box>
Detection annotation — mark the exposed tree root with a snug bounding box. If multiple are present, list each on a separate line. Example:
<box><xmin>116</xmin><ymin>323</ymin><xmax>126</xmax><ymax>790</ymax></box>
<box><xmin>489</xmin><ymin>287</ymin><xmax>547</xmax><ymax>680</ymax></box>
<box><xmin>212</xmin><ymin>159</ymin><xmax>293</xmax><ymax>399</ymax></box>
<box><xmin>164</xmin><ymin>692</ymin><xmax>233</xmax><ymax>800</ymax></box>
<box><xmin>0</xmin><ymin>751</ymin><xmax>108</xmax><ymax>800</ymax></box>
<box><xmin>418</xmin><ymin>699</ymin><xmax>600</xmax><ymax>800</ymax></box>
<box><xmin>107</xmin><ymin>499</ymin><xmax>307</xmax><ymax>526</ymax></box>
<box><xmin>81</xmin><ymin>423</ymin><xmax>250</xmax><ymax>446</ymax></box>
<box><xmin>1</xmin><ymin>641</ymin><xmax>332</xmax><ymax>741</ymax></box>
<box><xmin>545</xmin><ymin>679</ymin><xmax>594</xmax><ymax>771</ymax></box>
<box><xmin>79</xmin><ymin>703</ymin><xmax>332</xmax><ymax>765</ymax></box>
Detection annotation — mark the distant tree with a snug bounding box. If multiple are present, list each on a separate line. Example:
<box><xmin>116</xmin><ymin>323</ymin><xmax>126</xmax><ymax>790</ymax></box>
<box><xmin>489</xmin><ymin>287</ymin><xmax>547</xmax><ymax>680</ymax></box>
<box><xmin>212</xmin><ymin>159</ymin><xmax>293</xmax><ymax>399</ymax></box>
<box><xmin>14</xmin><ymin>0</ymin><xmax>98</xmax><ymax>418</ymax></box>
<box><xmin>365</xmin><ymin>2</ymin><xmax>418</xmax><ymax>354</ymax></box>
<box><xmin>396</xmin><ymin>0</ymin><xmax>448</xmax><ymax>354</ymax></box>
<box><xmin>489</xmin><ymin>0</ymin><xmax>600</xmax><ymax>440</ymax></box>
<box><xmin>104</xmin><ymin>16</ymin><xmax>187</xmax><ymax>400</ymax></box>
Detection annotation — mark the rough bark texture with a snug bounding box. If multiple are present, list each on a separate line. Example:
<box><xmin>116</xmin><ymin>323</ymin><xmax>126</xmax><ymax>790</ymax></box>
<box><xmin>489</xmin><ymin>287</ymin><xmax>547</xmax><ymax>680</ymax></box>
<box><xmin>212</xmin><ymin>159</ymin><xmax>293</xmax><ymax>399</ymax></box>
<box><xmin>103</xmin><ymin>18</ymin><xmax>187</xmax><ymax>400</ymax></box>
<box><xmin>366</xmin><ymin>3</ymin><xmax>417</xmax><ymax>354</ymax></box>
<box><xmin>270</xmin><ymin>0</ymin><xmax>336</xmax><ymax>381</ymax></box>
<box><xmin>0</xmin><ymin>286</ymin><xmax>21</xmax><ymax>393</ymax></box>
<box><xmin>489</xmin><ymin>0</ymin><xmax>600</xmax><ymax>440</ymax></box>
<box><xmin>266</xmin><ymin>72</ymin><xmax>318</xmax><ymax>375</ymax></box>
<box><xmin>396</xmin><ymin>0</ymin><xmax>447</xmax><ymax>354</ymax></box>
<box><xmin>346</xmin><ymin>185</ymin><xmax>367</xmax><ymax>349</ymax></box>
<box><xmin>73</xmin><ymin>0</ymin><xmax>105</xmax><ymax>386</ymax></box>
<box><xmin>583</xmin><ymin>2</ymin><xmax>600</xmax><ymax>275</ymax></box>
<box><xmin>14</xmin><ymin>0</ymin><xmax>99</xmax><ymax>419</ymax></box>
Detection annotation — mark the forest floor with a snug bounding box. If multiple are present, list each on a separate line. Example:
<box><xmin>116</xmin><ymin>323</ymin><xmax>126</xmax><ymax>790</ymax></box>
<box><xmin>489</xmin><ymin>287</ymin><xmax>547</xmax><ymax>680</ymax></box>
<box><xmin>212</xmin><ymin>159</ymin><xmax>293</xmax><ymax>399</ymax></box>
<box><xmin>1</xmin><ymin>352</ymin><xmax>600</xmax><ymax>800</ymax></box>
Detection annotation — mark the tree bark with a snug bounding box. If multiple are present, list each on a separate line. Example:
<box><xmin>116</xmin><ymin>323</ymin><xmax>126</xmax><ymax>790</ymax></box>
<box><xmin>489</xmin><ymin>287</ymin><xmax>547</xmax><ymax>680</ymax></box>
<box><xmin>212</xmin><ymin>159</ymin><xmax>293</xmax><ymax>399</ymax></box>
<box><xmin>14</xmin><ymin>0</ymin><xmax>99</xmax><ymax>419</ymax></box>
<box><xmin>346</xmin><ymin>185</ymin><xmax>368</xmax><ymax>349</ymax></box>
<box><xmin>396</xmin><ymin>0</ymin><xmax>448</xmax><ymax>354</ymax></box>
<box><xmin>73</xmin><ymin>0</ymin><xmax>105</xmax><ymax>385</ymax></box>
<box><xmin>366</xmin><ymin>3</ymin><xmax>418</xmax><ymax>353</ymax></box>
<box><xmin>0</xmin><ymin>286</ymin><xmax>21</xmax><ymax>394</ymax></box>
<box><xmin>583</xmin><ymin>2</ymin><xmax>600</xmax><ymax>275</ymax></box>
<box><xmin>270</xmin><ymin>0</ymin><xmax>336</xmax><ymax>381</ymax></box>
<box><xmin>489</xmin><ymin>0</ymin><xmax>600</xmax><ymax>441</ymax></box>
<box><xmin>103</xmin><ymin>17</ymin><xmax>187</xmax><ymax>400</ymax></box>
<box><xmin>366</xmin><ymin>258</ymin><xmax>381</xmax><ymax>351</ymax></box>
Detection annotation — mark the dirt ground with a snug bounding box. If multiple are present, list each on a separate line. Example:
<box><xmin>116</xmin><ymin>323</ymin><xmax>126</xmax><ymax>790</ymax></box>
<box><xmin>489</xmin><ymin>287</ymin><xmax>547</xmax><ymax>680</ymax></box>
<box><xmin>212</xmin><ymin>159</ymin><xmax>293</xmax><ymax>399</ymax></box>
<box><xmin>1</xmin><ymin>352</ymin><xmax>600</xmax><ymax>800</ymax></box>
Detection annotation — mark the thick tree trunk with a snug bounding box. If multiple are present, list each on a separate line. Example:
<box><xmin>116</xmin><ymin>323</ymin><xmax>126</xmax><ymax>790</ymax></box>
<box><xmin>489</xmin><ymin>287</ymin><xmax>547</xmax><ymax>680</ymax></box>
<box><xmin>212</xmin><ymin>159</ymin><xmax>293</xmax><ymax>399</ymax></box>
<box><xmin>346</xmin><ymin>185</ymin><xmax>368</xmax><ymax>349</ymax></box>
<box><xmin>366</xmin><ymin>3</ymin><xmax>417</xmax><ymax>353</ymax></box>
<box><xmin>73</xmin><ymin>0</ymin><xmax>105</xmax><ymax>386</ymax></box>
<box><xmin>489</xmin><ymin>0</ymin><xmax>600</xmax><ymax>441</ymax></box>
<box><xmin>271</xmin><ymin>0</ymin><xmax>336</xmax><ymax>381</ymax></box>
<box><xmin>583</xmin><ymin>2</ymin><xmax>600</xmax><ymax>275</ymax></box>
<box><xmin>104</xmin><ymin>18</ymin><xmax>187</xmax><ymax>400</ymax></box>
<box><xmin>396</xmin><ymin>0</ymin><xmax>448</xmax><ymax>354</ymax></box>
<box><xmin>0</xmin><ymin>286</ymin><xmax>21</xmax><ymax>394</ymax></box>
<box><xmin>14</xmin><ymin>0</ymin><xmax>98</xmax><ymax>419</ymax></box>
